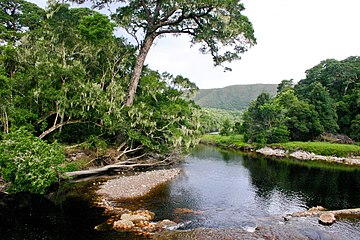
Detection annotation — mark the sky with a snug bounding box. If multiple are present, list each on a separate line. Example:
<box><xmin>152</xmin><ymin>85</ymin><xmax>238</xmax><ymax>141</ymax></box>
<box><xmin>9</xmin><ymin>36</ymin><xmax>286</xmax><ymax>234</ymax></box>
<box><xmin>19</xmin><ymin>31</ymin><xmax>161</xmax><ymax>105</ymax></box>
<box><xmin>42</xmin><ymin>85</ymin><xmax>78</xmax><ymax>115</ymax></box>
<box><xmin>29</xmin><ymin>0</ymin><xmax>360</xmax><ymax>89</ymax></box>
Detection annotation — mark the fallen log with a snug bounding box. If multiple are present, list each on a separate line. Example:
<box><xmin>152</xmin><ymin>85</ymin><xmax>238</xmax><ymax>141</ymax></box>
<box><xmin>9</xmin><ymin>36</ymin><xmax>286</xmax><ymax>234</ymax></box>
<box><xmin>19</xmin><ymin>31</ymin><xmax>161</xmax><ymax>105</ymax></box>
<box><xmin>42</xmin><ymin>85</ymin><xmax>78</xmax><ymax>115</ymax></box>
<box><xmin>64</xmin><ymin>161</ymin><xmax>170</xmax><ymax>179</ymax></box>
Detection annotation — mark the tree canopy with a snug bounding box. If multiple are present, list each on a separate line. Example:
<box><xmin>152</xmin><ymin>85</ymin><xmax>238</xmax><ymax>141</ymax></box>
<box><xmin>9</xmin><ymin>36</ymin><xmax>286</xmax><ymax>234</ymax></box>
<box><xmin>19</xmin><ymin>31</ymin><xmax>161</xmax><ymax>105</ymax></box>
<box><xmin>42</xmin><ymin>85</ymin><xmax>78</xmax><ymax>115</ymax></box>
<box><xmin>82</xmin><ymin>0</ymin><xmax>256</xmax><ymax>105</ymax></box>
<box><xmin>243</xmin><ymin>56</ymin><xmax>360</xmax><ymax>144</ymax></box>
<box><xmin>0</xmin><ymin>1</ymin><xmax>202</xmax><ymax>193</ymax></box>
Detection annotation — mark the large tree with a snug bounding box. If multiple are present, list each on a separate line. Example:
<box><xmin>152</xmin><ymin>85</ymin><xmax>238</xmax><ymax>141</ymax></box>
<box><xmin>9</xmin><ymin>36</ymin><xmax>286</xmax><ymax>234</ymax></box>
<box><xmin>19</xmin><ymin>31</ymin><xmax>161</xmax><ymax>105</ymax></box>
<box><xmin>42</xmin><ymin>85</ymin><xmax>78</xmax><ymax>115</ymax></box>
<box><xmin>87</xmin><ymin>0</ymin><xmax>256</xmax><ymax>106</ymax></box>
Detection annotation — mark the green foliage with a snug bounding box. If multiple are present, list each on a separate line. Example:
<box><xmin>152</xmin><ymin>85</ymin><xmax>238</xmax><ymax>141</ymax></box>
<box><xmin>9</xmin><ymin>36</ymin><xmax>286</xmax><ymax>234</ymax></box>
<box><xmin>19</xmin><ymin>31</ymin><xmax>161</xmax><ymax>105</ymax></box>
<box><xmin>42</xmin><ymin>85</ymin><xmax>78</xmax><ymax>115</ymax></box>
<box><xmin>193</xmin><ymin>84</ymin><xmax>278</xmax><ymax>110</ymax></box>
<box><xmin>220</xmin><ymin>119</ymin><xmax>232</xmax><ymax>136</ymax></box>
<box><xmin>295</xmin><ymin>82</ymin><xmax>338</xmax><ymax>133</ymax></box>
<box><xmin>295</xmin><ymin>56</ymin><xmax>360</xmax><ymax>139</ymax></box>
<box><xmin>199</xmin><ymin>108</ymin><xmax>242</xmax><ymax>133</ymax></box>
<box><xmin>0</xmin><ymin>0</ymin><xmax>45</xmax><ymax>43</ymax></box>
<box><xmin>201</xmin><ymin>134</ymin><xmax>246</xmax><ymax>147</ymax></box>
<box><xmin>111</xmin><ymin>0</ymin><xmax>256</xmax><ymax>68</ymax></box>
<box><xmin>78</xmin><ymin>12</ymin><xmax>115</xmax><ymax>44</ymax></box>
<box><xmin>242</xmin><ymin>92</ymin><xmax>289</xmax><ymax>144</ymax></box>
<box><xmin>0</xmin><ymin>128</ymin><xmax>64</xmax><ymax>194</ymax></box>
<box><xmin>123</xmin><ymin>70</ymin><xmax>201</xmax><ymax>153</ymax></box>
<box><xmin>277</xmin><ymin>79</ymin><xmax>294</xmax><ymax>94</ymax></box>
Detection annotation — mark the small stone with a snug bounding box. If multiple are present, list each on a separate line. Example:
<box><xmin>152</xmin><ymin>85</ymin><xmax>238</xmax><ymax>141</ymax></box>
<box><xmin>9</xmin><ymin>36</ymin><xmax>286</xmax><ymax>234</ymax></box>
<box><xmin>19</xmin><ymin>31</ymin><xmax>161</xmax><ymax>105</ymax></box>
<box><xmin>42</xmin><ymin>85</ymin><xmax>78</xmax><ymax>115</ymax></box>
<box><xmin>156</xmin><ymin>219</ymin><xmax>178</xmax><ymax>230</ymax></box>
<box><xmin>319</xmin><ymin>213</ymin><xmax>336</xmax><ymax>225</ymax></box>
<box><xmin>113</xmin><ymin>219</ymin><xmax>135</xmax><ymax>229</ymax></box>
<box><xmin>121</xmin><ymin>213</ymin><xmax>149</xmax><ymax>223</ymax></box>
<box><xmin>283</xmin><ymin>215</ymin><xmax>291</xmax><ymax>221</ymax></box>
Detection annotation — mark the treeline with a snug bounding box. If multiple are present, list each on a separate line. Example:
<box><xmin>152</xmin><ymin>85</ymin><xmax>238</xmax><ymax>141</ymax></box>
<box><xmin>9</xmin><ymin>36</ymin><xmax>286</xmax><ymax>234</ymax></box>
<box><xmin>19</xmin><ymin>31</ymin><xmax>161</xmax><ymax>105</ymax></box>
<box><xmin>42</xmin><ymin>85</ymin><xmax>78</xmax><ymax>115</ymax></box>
<box><xmin>199</xmin><ymin>108</ymin><xmax>242</xmax><ymax>133</ymax></box>
<box><xmin>242</xmin><ymin>56</ymin><xmax>360</xmax><ymax>144</ymax></box>
<box><xmin>0</xmin><ymin>1</ymin><xmax>200</xmax><ymax>193</ymax></box>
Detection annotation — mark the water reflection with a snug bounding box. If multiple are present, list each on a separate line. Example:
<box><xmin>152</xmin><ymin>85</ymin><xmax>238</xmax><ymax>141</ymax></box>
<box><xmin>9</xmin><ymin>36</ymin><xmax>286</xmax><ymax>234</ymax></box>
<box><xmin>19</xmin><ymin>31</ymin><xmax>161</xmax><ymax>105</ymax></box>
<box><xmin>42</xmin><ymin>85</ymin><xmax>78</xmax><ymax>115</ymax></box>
<box><xmin>242</xmin><ymin>154</ymin><xmax>360</xmax><ymax>210</ymax></box>
<box><xmin>147</xmin><ymin>144</ymin><xmax>360</xmax><ymax>233</ymax></box>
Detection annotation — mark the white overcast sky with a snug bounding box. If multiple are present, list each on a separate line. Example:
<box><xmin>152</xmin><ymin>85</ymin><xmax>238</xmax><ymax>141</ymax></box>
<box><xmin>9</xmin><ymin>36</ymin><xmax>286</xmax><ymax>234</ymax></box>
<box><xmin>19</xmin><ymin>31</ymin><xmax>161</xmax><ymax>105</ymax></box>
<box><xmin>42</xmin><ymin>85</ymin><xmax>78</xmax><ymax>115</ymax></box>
<box><xmin>29</xmin><ymin>0</ymin><xmax>360</xmax><ymax>89</ymax></box>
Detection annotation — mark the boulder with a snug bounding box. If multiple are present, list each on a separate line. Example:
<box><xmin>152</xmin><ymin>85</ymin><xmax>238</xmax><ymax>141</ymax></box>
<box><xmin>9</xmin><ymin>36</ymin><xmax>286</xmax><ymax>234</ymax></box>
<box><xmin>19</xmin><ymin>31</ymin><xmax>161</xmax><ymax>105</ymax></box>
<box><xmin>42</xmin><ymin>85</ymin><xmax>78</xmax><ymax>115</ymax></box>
<box><xmin>319</xmin><ymin>213</ymin><xmax>336</xmax><ymax>225</ymax></box>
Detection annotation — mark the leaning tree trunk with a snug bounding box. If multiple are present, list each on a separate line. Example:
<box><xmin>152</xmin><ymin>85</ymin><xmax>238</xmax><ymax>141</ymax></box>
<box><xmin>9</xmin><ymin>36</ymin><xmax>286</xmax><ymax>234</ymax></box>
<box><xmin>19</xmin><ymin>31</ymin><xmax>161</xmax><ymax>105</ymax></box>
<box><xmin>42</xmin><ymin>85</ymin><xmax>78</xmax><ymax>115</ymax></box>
<box><xmin>125</xmin><ymin>34</ymin><xmax>156</xmax><ymax>106</ymax></box>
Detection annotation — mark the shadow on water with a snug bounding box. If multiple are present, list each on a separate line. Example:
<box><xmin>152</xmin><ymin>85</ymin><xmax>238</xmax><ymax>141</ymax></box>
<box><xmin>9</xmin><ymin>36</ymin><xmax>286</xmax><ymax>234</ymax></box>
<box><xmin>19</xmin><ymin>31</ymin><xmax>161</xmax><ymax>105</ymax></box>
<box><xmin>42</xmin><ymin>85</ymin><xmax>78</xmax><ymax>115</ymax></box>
<box><xmin>0</xmin><ymin>182</ymin><xmax>147</xmax><ymax>240</ymax></box>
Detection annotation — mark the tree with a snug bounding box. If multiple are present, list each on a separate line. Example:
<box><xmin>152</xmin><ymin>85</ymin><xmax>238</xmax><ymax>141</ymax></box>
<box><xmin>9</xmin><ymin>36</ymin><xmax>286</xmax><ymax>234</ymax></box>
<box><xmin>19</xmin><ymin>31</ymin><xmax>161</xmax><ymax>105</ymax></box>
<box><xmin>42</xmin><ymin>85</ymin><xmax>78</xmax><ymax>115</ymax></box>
<box><xmin>107</xmin><ymin>0</ymin><xmax>256</xmax><ymax>106</ymax></box>
<box><xmin>220</xmin><ymin>119</ymin><xmax>232</xmax><ymax>136</ymax></box>
<box><xmin>242</xmin><ymin>93</ymin><xmax>289</xmax><ymax>144</ymax></box>
<box><xmin>296</xmin><ymin>56</ymin><xmax>360</xmax><ymax>138</ymax></box>
<box><xmin>0</xmin><ymin>0</ymin><xmax>45</xmax><ymax>44</ymax></box>
<box><xmin>295</xmin><ymin>82</ymin><xmax>338</xmax><ymax>133</ymax></box>
<box><xmin>277</xmin><ymin>79</ymin><xmax>294</xmax><ymax>94</ymax></box>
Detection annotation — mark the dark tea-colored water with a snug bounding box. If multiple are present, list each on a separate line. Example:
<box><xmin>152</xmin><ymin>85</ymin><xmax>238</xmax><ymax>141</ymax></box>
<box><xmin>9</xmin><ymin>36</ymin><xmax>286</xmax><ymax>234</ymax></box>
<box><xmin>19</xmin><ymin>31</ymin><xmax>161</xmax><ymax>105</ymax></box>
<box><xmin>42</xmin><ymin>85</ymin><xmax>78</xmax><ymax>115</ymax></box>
<box><xmin>1</xmin><ymin>144</ymin><xmax>360</xmax><ymax>239</ymax></box>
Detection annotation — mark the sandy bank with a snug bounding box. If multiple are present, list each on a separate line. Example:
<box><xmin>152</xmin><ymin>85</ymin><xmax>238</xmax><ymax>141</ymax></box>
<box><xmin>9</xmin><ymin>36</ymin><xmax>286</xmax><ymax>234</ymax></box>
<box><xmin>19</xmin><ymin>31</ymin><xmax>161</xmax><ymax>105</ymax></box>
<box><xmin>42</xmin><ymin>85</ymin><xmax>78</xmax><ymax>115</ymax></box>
<box><xmin>97</xmin><ymin>168</ymin><xmax>181</xmax><ymax>200</ymax></box>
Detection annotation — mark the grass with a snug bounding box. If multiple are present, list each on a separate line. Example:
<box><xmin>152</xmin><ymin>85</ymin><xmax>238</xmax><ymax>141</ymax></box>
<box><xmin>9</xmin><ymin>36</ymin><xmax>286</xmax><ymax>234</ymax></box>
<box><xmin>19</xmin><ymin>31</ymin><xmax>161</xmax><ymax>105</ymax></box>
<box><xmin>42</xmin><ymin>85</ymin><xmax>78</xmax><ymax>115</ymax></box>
<box><xmin>201</xmin><ymin>134</ymin><xmax>360</xmax><ymax>157</ymax></box>
<box><xmin>201</xmin><ymin>134</ymin><xmax>248</xmax><ymax>147</ymax></box>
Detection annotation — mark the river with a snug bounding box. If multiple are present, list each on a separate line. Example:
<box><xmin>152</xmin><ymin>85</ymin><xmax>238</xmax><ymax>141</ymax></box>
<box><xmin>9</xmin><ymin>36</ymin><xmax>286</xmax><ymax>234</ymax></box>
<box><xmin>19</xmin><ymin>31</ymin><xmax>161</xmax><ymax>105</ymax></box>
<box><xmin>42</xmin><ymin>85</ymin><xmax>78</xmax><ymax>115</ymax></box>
<box><xmin>1</xmin><ymin>144</ymin><xmax>360</xmax><ymax>239</ymax></box>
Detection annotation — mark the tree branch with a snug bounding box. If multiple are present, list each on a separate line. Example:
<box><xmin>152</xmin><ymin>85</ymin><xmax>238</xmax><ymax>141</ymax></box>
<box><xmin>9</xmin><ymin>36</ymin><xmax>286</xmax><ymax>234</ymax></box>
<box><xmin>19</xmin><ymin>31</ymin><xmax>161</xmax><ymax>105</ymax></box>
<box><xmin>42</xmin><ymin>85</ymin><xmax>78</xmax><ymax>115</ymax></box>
<box><xmin>38</xmin><ymin>119</ymin><xmax>82</xmax><ymax>139</ymax></box>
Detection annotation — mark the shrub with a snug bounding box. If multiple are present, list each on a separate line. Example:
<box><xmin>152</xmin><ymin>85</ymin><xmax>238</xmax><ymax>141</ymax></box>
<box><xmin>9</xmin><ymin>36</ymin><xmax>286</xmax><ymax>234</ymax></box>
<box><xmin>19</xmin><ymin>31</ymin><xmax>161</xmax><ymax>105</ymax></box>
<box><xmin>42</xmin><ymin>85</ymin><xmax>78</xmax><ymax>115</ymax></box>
<box><xmin>0</xmin><ymin>128</ymin><xmax>64</xmax><ymax>194</ymax></box>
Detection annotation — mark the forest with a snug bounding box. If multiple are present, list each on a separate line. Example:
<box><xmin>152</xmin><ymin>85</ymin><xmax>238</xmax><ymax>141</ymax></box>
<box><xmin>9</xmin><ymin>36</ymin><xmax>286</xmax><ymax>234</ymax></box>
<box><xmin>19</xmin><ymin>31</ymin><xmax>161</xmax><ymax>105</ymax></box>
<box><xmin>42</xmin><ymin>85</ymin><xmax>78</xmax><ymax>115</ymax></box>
<box><xmin>0</xmin><ymin>0</ymin><xmax>255</xmax><ymax>194</ymax></box>
<box><xmin>240</xmin><ymin>56</ymin><xmax>360</xmax><ymax>145</ymax></box>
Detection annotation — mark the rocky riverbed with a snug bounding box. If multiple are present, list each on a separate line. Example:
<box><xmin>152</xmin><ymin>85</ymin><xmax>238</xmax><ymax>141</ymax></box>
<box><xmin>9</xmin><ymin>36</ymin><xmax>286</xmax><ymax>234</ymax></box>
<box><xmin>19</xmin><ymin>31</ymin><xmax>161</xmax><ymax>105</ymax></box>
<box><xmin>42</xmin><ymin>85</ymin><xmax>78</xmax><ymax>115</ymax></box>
<box><xmin>95</xmin><ymin>168</ymin><xmax>182</xmax><ymax>236</ymax></box>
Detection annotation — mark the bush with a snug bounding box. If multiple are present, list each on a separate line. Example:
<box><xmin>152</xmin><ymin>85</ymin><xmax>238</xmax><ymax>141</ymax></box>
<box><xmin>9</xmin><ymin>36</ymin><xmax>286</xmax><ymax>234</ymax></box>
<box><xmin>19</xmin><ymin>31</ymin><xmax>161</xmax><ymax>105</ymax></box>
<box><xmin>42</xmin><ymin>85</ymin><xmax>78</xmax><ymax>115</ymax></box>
<box><xmin>0</xmin><ymin>128</ymin><xmax>64</xmax><ymax>194</ymax></box>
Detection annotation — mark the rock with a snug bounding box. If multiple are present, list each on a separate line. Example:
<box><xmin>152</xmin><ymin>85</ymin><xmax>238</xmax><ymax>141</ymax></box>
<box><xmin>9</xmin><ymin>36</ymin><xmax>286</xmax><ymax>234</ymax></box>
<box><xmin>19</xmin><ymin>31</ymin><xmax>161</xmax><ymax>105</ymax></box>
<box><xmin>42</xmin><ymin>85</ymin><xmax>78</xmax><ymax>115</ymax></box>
<box><xmin>256</xmin><ymin>147</ymin><xmax>287</xmax><ymax>157</ymax></box>
<box><xmin>309</xmin><ymin>206</ymin><xmax>327</xmax><ymax>212</ymax></box>
<box><xmin>133</xmin><ymin>209</ymin><xmax>155</xmax><ymax>221</ymax></box>
<box><xmin>113</xmin><ymin>219</ymin><xmax>135</xmax><ymax>229</ymax></box>
<box><xmin>156</xmin><ymin>219</ymin><xmax>179</xmax><ymax>230</ymax></box>
<box><xmin>319</xmin><ymin>213</ymin><xmax>336</xmax><ymax>225</ymax></box>
<box><xmin>120</xmin><ymin>213</ymin><xmax>149</xmax><ymax>223</ymax></box>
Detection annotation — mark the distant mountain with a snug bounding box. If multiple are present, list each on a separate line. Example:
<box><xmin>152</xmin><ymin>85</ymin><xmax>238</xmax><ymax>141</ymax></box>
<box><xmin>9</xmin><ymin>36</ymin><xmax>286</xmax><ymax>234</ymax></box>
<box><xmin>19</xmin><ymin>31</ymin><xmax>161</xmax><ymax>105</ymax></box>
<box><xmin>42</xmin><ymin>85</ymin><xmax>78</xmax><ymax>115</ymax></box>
<box><xmin>193</xmin><ymin>84</ymin><xmax>278</xmax><ymax>110</ymax></box>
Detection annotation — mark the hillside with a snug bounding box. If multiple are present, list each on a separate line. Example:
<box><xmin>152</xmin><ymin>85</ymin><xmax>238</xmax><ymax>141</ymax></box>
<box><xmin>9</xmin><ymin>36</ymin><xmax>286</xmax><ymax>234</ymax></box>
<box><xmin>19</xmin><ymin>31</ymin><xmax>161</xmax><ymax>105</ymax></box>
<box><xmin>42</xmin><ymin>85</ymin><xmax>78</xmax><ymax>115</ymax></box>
<box><xmin>193</xmin><ymin>84</ymin><xmax>278</xmax><ymax>110</ymax></box>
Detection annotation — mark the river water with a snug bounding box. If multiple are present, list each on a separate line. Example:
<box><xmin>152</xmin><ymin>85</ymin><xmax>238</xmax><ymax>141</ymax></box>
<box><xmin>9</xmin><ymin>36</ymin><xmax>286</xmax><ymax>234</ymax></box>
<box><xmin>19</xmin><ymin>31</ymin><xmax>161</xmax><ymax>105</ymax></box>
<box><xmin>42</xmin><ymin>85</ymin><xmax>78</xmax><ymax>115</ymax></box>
<box><xmin>1</xmin><ymin>144</ymin><xmax>360</xmax><ymax>239</ymax></box>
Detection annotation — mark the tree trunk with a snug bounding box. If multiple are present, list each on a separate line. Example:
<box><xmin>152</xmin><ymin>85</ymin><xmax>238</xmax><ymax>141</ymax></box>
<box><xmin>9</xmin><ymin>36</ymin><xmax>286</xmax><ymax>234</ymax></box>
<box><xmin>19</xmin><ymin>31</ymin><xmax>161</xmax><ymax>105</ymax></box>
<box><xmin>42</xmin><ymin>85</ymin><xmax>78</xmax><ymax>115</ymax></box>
<box><xmin>125</xmin><ymin>34</ymin><xmax>156</xmax><ymax>106</ymax></box>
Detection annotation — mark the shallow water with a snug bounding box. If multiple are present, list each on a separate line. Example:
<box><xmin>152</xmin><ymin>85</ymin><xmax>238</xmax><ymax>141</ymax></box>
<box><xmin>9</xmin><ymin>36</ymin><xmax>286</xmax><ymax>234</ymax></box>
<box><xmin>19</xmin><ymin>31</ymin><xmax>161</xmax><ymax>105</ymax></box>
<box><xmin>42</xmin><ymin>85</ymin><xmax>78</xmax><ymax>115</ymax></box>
<box><xmin>1</xmin><ymin>144</ymin><xmax>360</xmax><ymax>239</ymax></box>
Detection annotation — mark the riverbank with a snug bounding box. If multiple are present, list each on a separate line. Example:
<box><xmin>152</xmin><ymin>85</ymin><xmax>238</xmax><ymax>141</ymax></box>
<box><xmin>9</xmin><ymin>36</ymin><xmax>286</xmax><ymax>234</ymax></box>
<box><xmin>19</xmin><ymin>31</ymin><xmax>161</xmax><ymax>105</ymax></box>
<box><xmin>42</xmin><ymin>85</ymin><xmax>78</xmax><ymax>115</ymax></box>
<box><xmin>97</xmin><ymin>168</ymin><xmax>181</xmax><ymax>200</ymax></box>
<box><xmin>201</xmin><ymin>134</ymin><xmax>360</xmax><ymax>166</ymax></box>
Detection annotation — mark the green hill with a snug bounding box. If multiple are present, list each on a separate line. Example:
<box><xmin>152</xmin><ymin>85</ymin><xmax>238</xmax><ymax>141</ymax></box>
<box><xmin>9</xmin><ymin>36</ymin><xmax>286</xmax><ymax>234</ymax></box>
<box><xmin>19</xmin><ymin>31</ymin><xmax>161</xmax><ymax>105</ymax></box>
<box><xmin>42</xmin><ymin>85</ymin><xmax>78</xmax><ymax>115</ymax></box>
<box><xmin>193</xmin><ymin>84</ymin><xmax>278</xmax><ymax>110</ymax></box>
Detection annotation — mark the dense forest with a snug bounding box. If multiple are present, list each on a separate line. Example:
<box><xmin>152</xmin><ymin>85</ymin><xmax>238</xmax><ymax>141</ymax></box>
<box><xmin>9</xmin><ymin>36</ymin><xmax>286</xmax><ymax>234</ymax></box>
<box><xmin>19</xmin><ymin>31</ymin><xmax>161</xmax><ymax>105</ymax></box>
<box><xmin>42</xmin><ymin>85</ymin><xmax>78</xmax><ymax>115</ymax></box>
<box><xmin>0</xmin><ymin>0</ymin><xmax>255</xmax><ymax>193</ymax></box>
<box><xmin>241</xmin><ymin>56</ymin><xmax>360</xmax><ymax>144</ymax></box>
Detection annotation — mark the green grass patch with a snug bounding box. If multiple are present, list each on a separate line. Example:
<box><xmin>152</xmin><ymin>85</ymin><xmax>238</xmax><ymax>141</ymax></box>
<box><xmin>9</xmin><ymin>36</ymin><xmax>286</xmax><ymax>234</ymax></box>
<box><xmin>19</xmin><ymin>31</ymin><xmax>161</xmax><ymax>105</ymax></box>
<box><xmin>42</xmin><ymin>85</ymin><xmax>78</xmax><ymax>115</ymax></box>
<box><xmin>272</xmin><ymin>141</ymin><xmax>360</xmax><ymax>157</ymax></box>
<box><xmin>201</xmin><ymin>134</ymin><xmax>248</xmax><ymax>147</ymax></box>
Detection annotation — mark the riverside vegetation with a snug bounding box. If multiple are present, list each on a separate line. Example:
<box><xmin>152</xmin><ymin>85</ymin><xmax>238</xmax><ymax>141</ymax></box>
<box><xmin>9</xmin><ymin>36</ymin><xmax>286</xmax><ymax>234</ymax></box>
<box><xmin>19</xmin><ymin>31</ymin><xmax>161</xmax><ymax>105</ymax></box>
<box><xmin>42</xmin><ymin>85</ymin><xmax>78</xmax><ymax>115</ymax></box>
<box><xmin>0</xmin><ymin>0</ymin><xmax>256</xmax><ymax>194</ymax></box>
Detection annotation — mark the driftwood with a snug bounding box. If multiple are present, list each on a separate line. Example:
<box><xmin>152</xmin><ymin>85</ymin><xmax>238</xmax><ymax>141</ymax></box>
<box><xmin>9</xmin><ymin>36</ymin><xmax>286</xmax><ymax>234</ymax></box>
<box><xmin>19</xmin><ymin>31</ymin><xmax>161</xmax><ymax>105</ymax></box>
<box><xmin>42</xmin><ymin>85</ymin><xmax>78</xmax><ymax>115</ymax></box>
<box><xmin>64</xmin><ymin>160</ymin><xmax>170</xmax><ymax>179</ymax></box>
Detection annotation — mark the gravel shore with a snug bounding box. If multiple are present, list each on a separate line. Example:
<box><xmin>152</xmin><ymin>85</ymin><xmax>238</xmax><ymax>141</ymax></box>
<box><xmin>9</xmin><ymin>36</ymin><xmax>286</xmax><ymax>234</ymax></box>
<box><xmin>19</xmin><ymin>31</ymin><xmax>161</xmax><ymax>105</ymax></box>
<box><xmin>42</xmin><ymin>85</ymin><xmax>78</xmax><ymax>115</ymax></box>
<box><xmin>97</xmin><ymin>168</ymin><xmax>181</xmax><ymax>200</ymax></box>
